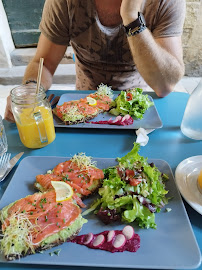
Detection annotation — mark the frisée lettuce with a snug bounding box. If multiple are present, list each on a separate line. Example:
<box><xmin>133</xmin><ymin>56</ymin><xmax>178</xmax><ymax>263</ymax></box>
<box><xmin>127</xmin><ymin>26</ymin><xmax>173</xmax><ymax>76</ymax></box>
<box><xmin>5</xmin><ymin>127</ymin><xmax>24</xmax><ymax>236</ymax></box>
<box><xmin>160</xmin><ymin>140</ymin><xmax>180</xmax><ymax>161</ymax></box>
<box><xmin>109</xmin><ymin>88</ymin><xmax>154</xmax><ymax>119</ymax></box>
<box><xmin>83</xmin><ymin>143</ymin><xmax>169</xmax><ymax>229</ymax></box>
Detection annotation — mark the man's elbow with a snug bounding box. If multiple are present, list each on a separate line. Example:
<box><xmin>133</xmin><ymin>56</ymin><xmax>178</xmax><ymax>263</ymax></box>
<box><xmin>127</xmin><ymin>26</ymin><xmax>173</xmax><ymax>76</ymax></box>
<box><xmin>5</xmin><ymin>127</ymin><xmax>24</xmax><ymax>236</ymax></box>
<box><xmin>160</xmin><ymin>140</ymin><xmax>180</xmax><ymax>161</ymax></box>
<box><xmin>155</xmin><ymin>64</ymin><xmax>185</xmax><ymax>98</ymax></box>
<box><xmin>155</xmin><ymin>79</ymin><xmax>182</xmax><ymax>98</ymax></box>
<box><xmin>155</xmin><ymin>85</ymin><xmax>172</xmax><ymax>98</ymax></box>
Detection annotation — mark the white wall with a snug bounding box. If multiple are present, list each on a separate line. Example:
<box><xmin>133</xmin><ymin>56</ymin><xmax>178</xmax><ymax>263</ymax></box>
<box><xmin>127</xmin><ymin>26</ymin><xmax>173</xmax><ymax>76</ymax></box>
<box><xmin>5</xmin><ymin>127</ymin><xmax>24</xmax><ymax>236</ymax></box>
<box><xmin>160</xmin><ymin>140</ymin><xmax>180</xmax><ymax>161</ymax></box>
<box><xmin>0</xmin><ymin>0</ymin><xmax>15</xmax><ymax>68</ymax></box>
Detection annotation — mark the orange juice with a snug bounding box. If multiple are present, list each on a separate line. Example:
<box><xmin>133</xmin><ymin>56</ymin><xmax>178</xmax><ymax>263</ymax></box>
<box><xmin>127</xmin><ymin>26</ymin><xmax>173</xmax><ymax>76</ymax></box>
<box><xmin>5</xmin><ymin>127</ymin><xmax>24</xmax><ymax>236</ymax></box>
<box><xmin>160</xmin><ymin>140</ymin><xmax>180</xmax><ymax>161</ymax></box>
<box><xmin>16</xmin><ymin>106</ymin><xmax>55</xmax><ymax>148</ymax></box>
<box><xmin>197</xmin><ymin>169</ymin><xmax>202</xmax><ymax>194</ymax></box>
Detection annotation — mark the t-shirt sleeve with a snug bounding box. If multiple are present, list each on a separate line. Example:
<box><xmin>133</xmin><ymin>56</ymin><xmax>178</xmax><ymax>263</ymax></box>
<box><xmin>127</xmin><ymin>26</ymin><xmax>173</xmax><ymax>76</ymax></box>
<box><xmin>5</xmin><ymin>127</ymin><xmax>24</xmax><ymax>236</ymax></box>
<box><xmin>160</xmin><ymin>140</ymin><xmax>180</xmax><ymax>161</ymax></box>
<box><xmin>152</xmin><ymin>0</ymin><xmax>186</xmax><ymax>38</ymax></box>
<box><xmin>39</xmin><ymin>0</ymin><xmax>70</xmax><ymax>45</ymax></box>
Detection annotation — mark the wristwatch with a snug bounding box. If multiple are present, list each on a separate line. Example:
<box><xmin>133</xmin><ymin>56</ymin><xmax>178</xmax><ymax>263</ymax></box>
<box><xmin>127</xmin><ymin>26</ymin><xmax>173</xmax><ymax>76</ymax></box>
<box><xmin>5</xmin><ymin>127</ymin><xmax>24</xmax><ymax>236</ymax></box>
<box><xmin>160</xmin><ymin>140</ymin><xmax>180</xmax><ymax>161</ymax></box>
<box><xmin>123</xmin><ymin>12</ymin><xmax>146</xmax><ymax>37</ymax></box>
<box><xmin>25</xmin><ymin>80</ymin><xmax>38</xmax><ymax>85</ymax></box>
<box><xmin>24</xmin><ymin>80</ymin><xmax>45</xmax><ymax>91</ymax></box>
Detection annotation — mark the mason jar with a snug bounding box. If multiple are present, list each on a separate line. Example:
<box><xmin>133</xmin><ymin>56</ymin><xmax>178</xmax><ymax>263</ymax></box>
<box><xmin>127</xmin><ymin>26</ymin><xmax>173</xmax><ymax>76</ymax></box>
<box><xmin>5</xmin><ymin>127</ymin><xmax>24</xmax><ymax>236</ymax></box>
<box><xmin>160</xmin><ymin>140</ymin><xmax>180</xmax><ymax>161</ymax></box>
<box><xmin>10</xmin><ymin>84</ymin><xmax>56</xmax><ymax>148</ymax></box>
<box><xmin>0</xmin><ymin>115</ymin><xmax>8</xmax><ymax>155</ymax></box>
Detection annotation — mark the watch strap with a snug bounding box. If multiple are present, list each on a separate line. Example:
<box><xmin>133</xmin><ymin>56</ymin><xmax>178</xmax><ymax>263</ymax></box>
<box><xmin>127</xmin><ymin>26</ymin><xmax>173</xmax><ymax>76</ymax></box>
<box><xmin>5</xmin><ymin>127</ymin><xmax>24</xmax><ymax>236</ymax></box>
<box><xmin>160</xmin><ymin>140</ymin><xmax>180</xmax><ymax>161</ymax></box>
<box><xmin>25</xmin><ymin>80</ymin><xmax>37</xmax><ymax>85</ymax></box>
<box><xmin>24</xmin><ymin>80</ymin><xmax>45</xmax><ymax>91</ymax></box>
<box><xmin>123</xmin><ymin>12</ymin><xmax>146</xmax><ymax>37</ymax></box>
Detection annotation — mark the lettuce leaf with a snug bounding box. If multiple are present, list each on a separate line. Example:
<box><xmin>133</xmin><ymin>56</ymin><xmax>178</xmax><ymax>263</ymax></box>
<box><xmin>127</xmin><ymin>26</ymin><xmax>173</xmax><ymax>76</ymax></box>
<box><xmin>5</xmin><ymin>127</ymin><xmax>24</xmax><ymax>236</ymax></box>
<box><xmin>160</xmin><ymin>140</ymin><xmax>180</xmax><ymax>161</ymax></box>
<box><xmin>83</xmin><ymin>143</ymin><xmax>169</xmax><ymax>229</ymax></box>
<box><xmin>109</xmin><ymin>88</ymin><xmax>154</xmax><ymax>119</ymax></box>
<box><xmin>118</xmin><ymin>143</ymin><xmax>168</xmax><ymax>206</ymax></box>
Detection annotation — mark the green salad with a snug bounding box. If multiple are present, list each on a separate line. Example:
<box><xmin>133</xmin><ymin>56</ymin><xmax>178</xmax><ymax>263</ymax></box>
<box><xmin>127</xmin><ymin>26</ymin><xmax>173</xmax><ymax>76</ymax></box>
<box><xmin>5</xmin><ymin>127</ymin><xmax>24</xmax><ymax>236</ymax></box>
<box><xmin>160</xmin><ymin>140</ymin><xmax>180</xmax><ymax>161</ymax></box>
<box><xmin>83</xmin><ymin>143</ymin><xmax>169</xmax><ymax>229</ymax></box>
<box><xmin>109</xmin><ymin>88</ymin><xmax>154</xmax><ymax>119</ymax></box>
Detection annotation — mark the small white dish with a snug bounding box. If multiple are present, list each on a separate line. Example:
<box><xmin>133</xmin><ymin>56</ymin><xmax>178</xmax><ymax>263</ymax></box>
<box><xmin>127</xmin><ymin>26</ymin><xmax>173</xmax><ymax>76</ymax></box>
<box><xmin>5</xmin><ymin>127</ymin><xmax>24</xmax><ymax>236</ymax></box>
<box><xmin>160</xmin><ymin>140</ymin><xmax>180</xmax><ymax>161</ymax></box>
<box><xmin>175</xmin><ymin>155</ymin><xmax>202</xmax><ymax>215</ymax></box>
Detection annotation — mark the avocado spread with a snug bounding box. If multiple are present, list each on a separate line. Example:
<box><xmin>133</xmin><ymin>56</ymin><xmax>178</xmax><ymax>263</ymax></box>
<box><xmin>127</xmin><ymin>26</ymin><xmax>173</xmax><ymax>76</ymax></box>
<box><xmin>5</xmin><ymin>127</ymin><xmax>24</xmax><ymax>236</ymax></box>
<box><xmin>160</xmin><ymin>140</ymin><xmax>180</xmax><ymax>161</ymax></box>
<box><xmin>0</xmin><ymin>202</ymin><xmax>87</xmax><ymax>259</ymax></box>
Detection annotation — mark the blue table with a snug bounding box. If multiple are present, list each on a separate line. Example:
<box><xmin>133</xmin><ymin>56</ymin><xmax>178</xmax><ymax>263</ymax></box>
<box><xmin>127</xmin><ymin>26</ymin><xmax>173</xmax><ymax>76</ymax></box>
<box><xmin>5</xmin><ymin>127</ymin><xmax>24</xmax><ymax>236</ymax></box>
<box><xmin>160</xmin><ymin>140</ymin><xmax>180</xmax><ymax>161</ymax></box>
<box><xmin>0</xmin><ymin>91</ymin><xmax>202</xmax><ymax>270</ymax></box>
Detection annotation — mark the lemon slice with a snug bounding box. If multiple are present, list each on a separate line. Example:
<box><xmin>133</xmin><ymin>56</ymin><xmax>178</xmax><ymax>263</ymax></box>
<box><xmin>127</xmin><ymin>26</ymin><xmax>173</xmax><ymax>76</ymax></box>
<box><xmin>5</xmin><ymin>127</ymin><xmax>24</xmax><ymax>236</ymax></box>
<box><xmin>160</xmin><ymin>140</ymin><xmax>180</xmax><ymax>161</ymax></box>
<box><xmin>86</xmin><ymin>97</ymin><xmax>97</xmax><ymax>106</ymax></box>
<box><xmin>51</xmin><ymin>181</ymin><xmax>73</xmax><ymax>202</ymax></box>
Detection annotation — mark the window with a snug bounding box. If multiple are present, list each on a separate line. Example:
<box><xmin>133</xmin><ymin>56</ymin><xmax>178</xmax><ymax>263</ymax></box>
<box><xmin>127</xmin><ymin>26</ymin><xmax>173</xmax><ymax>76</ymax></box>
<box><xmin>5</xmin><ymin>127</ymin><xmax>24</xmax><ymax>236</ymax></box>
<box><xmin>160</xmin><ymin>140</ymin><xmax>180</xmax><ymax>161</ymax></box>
<box><xmin>2</xmin><ymin>0</ymin><xmax>45</xmax><ymax>48</ymax></box>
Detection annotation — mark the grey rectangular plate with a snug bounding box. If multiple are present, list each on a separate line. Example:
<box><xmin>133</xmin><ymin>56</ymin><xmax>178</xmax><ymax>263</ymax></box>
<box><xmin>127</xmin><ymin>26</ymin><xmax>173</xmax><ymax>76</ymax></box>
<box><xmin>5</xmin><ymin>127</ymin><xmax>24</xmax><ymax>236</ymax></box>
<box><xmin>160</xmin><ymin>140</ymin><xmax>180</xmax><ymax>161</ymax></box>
<box><xmin>53</xmin><ymin>93</ymin><xmax>162</xmax><ymax>129</ymax></box>
<box><xmin>0</xmin><ymin>156</ymin><xmax>200</xmax><ymax>269</ymax></box>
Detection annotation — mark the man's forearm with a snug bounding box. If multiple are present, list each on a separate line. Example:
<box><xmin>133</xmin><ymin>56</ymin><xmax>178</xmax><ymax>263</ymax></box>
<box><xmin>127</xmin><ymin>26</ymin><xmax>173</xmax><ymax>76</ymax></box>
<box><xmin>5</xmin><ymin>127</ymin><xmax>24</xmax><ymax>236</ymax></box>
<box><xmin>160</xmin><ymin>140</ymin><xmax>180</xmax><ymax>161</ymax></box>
<box><xmin>22</xmin><ymin>59</ymin><xmax>53</xmax><ymax>91</ymax></box>
<box><xmin>126</xmin><ymin>29</ymin><xmax>184</xmax><ymax>97</ymax></box>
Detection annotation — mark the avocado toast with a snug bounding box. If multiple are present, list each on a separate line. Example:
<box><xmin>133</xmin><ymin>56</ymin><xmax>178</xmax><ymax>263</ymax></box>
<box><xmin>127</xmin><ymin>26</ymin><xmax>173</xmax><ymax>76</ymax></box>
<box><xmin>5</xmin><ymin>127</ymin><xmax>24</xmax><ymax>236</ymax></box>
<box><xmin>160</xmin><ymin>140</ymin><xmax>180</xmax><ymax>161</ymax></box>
<box><xmin>53</xmin><ymin>84</ymin><xmax>114</xmax><ymax>125</ymax></box>
<box><xmin>0</xmin><ymin>190</ymin><xmax>87</xmax><ymax>261</ymax></box>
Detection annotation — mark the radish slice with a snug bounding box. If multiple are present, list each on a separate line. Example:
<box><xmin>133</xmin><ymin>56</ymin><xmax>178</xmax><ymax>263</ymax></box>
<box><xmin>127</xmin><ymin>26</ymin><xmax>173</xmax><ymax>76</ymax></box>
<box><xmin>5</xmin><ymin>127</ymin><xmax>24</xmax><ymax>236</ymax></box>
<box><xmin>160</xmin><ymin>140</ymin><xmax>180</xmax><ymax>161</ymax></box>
<box><xmin>122</xmin><ymin>225</ymin><xmax>135</xmax><ymax>240</ymax></box>
<box><xmin>107</xmin><ymin>230</ymin><xmax>115</xmax><ymax>242</ymax></box>
<box><xmin>113</xmin><ymin>234</ymin><xmax>126</xmax><ymax>249</ymax></box>
<box><xmin>112</xmin><ymin>116</ymin><xmax>122</xmax><ymax>123</ymax></box>
<box><xmin>83</xmin><ymin>233</ymin><xmax>94</xmax><ymax>245</ymax></box>
<box><xmin>124</xmin><ymin>114</ymin><xmax>131</xmax><ymax>120</ymax></box>
<box><xmin>121</xmin><ymin>115</ymin><xmax>129</xmax><ymax>122</ymax></box>
<box><xmin>92</xmin><ymin>234</ymin><xmax>105</xmax><ymax>247</ymax></box>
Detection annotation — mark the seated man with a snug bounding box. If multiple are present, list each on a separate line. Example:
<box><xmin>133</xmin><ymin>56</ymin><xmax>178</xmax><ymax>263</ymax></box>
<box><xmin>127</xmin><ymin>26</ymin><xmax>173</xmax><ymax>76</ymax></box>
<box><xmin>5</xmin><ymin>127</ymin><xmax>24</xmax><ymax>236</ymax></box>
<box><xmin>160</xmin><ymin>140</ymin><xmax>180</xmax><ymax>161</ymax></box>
<box><xmin>5</xmin><ymin>0</ymin><xmax>186</xmax><ymax>122</ymax></box>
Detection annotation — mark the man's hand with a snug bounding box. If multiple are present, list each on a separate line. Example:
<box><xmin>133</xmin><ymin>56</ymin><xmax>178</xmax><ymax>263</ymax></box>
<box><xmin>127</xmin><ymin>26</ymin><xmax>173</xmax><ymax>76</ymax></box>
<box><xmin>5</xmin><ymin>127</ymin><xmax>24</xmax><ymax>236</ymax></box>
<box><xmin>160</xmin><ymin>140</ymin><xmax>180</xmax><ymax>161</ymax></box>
<box><xmin>120</xmin><ymin>0</ymin><xmax>143</xmax><ymax>25</ymax></box>
<box><xmin>4</xmin><ymin>95</ymin><xmax>15</xmax><ymax>123</ymax></box>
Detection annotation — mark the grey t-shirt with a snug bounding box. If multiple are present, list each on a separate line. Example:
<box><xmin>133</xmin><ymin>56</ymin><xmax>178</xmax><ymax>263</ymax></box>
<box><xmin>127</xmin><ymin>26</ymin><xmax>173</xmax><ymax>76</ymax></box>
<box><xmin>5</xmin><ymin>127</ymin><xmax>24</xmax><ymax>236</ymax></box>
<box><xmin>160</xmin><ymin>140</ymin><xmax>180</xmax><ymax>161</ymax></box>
<box><xmin>40</xmin><ymin>0</ymin><xmax>186</xmax><ymax>90</ymax></box>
